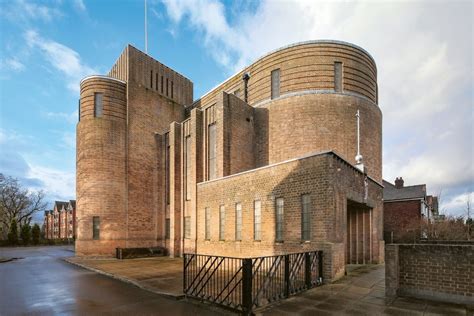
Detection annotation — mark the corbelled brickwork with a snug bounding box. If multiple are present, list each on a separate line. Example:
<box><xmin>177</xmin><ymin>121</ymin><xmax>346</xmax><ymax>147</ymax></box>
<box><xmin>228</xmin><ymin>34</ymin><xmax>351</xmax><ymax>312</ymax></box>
<box><xmin>76</xmin><ymin>40</ymin><xmax>383</xmax><ymax>281</ymax></box>
<box><xmin>386</xmin><ymin>243</ymin><xmax>474</xmax><ymax>305</ymax></box>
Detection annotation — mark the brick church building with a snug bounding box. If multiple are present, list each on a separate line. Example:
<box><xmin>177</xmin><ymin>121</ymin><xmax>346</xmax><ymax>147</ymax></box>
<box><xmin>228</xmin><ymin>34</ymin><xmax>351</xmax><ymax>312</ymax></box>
<box><xmin>76</xmin><ymin>40</ymin><xmax>384</xmax><ymax>281</ymax></box>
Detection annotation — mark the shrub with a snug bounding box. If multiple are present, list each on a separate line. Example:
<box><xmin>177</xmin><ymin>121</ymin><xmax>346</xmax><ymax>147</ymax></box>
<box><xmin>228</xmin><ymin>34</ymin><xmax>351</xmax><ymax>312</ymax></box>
<box><xmin>7</xmin><ymin>219</ymin><xmax>18</xmax><ymax>245</ymax></box>
<box><xmin>32</xmin><ymin>224</ymin><xmax>41</xmax><ymax>245</ymax></box>
<box><xmin>20</xmin><ymin>224</ymin><xmax>31</xmax><ymax>245</ymax></box>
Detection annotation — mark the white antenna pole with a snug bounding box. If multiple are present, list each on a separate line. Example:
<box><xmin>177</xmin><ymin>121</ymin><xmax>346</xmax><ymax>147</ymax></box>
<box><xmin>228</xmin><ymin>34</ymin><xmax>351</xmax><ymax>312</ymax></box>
<box><xmin>145</xmin><ymin>0</ymin><xmax>148</xmax><ymax>54</ymax></box>
<box><xmin>355</xmin><ymin>109</ymin><xmax>363</xmax><ymax>168</ymax></box>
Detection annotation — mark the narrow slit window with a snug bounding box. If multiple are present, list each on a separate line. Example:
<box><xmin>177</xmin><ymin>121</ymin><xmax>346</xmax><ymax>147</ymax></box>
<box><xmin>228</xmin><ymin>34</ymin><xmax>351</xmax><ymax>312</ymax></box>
<box><xmin>235</xmin><ymin>203</ymin><xmax>242</xmax><ymax>241</ymax></box>
<box><xmin>156</xmin><ymin>73</ymin><xmax>159</xmax><ymax>90</ymax></box>
<box><xmin>271</xmin><ymin>69</ymin><xmax>280</xmax><ymax>99</ymax></box>
<box><xmin>219</xmin><ymin>205</ymin><xmax>225</xmax><ymax>240</ymax></box>
<box><xmin>208</xmin><ymin>123</ymin><xmax>217</xmax><ymax>180</ymax></box>
<box><xmin>166</xmin><ymin>78</ymin><xmax>169</xmax><ymax>96</ymax></box>
<box><xmin>205</xmin><ymin>207</ymin><xmax>211</xmax><ymax>240</ymax></box>
<box><xmin>150</xmin><ymin>70</ymin><xmax>153</xmax><ymax>88</ymax></box>
<box><xmin>92</xmin><ymin>216</ymin><xmax>100</xmax><ymax>240</ymax></box>
<box><xmin>165</xmin><ymin>218</ymin><xmax>170</xmax><ymax>239</ymax></box>
<box><xmin>171</xmin><ymin>81</ymin><xmax>174</xmax><ymax>99</ymax></box>
<box><xmin>184</xmin><ymin>216</ymin><xmax>191</xmax><ymax>239</ymax></box>
<box><xmin>254</xmin><ymin>200</ymin><xmax>261</xmax><ymax>241</ymax></box>
<box><xmin>334</xmin><ymin>62</ymin><xmax>343</xmax><ymax>92</ymax></box>
<box><xmin>94</xmin><ymin>93</ymin><xmax>103</xmax><ymax>118</ymax></box>
<box><xmin>275</xmin><ymin>198</ymin><xmax>284</xmax><ymax>241</ymax></box>
<box><xmin>161</xmin><ymin>75</ymin><xmax>164</xmax><ymax>93</ymax></box>
<box><xmin>301</xmin><ymin>194</ymin><xmax>311</xmax><ymax>241</ymax></box>
<box><xmin>185</xmin><ymin>136</ymin><xmax>192</xmax><ymax>200</ymax></box>
<box><xmin>165</xmin><ymin>133</ymin><xmax>170</xmax><ymax>205</ymax></box>
<box><xmin>78</xmin><ymin>99</ymin><xmax>81</xmax><ymax>122</ymax></box>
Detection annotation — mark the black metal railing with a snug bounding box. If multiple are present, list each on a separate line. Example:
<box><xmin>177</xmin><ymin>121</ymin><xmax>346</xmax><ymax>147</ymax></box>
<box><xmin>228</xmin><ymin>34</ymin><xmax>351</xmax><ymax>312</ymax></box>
<box><xmin>183</xmin><ymin>251</ymin><xmax>323</xmax><ymax>314</ymax></box>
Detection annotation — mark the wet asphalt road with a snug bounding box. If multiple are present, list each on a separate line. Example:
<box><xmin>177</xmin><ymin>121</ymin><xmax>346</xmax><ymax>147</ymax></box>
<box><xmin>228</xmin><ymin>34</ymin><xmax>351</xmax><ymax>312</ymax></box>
<box><xmin>0</xmin><ymin>246</ymin><xmax>226</xmax><ymax>315</ymax></box>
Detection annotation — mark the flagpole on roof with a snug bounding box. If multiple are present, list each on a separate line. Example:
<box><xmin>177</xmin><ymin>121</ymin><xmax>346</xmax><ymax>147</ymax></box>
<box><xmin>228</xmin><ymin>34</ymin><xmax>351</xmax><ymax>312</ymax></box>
<box><xmin>145</xmin><ymin>0</ymin><xmax>148</xmax><ymax>54</ymax></box>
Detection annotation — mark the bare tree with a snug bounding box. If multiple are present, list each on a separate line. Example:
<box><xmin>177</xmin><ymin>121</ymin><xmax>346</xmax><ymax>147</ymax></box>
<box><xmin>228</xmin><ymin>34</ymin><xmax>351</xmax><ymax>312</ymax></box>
<box><xmin>0</xmin><ymin>173</ymin><xmax>47</xmax><ymax>240</ymax></box>
<box><xmin>466</xmin><ymin>193</ymin><xmax>472</xmax><ymax>240</ymax></box>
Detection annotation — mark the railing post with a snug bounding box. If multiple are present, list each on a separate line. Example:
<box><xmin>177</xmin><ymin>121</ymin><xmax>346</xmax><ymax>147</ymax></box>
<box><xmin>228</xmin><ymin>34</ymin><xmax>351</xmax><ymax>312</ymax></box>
<box><xmin>318</xmin><ymin>251</ymin><xmax>323</xmax><ymax>284</ymax></box>
<box><xmin>242</xmin><ymin>258</ymin><xmax>253</xmax><ymax>315</ymax></box>
<box><xmin>183</xmin><ymin>254</ymin><xmax>187</xmax><ymax>295</ymax></box>
<box><xmin>284</xmin><ymin>254</ymin><xmax>290</xmax><ymax>297</ymax></box>
<box><xmin>304</xmin><ymin>252</ymin><xmax>311</xmax><ymax>289</ymax></box>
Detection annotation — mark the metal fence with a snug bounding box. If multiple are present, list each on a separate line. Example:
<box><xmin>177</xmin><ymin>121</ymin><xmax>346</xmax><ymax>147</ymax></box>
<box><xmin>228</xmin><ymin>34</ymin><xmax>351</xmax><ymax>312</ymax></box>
<box><xmin>183</xmin><ymin>251</ymin><xmax>323</xmax><ymax>314</ymax></box>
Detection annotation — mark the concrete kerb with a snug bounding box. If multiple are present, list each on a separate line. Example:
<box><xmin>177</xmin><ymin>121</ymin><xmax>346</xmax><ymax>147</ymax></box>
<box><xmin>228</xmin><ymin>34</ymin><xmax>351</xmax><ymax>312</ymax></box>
<box><xmin>63</xmin><ymin>257</ymin><xmax>185</xmax><ymax>300</ymax></box>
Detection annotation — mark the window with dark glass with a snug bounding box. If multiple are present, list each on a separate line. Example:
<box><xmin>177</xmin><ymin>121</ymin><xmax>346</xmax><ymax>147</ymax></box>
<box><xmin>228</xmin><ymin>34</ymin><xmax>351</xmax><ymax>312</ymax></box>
<box><xmin>165</xmin><ymin>133</ymin><xmax>170</xmax><ymax>205</ymax></box>
<box><xmin>94</xmin><ymin>93</ymin><xmax>103</xmax><ymax>117</ymax></box>
<box><xmin>205</xmin><ymin>207</ymin><xmax>211</xmax><ymax>240</ymax></box>
<box><xmin>156</xmin><ymin>73</ymin><xmax>159</xmax><ymax>91</ymax></box>
<box><xmin>271</xmin><ymin>69</ymin><xmax>280</xmax><ymax>99</ymax></box>
<box><xmin>254</xmin><ymin>200</ymin><xmax>261</xmax><ymax>241</ymax></box>
<box><xmin>184</xmin><ymin>216</ymin><xmax>191</xmax><ymax>239</ymax></box>
<box><xmin>275</xmin><ymin>198</ymin><xmax>284</xmax><ymax>241</ymax></box>
<box><xmin>334</xmin><ymin>62</ymin><xmax>343</xmax><ymax>92</ymax></box>
<box><xmin>171</xmin><ymin>81</ymin><xmax>174</xmax><ymax>99</ymax></box>
<box><xmin>166</xmin><ymin>78</ymin><xmax>169</xmax><ymax>96</ymax></box>
<box><xmin>208</xmin><ymin>123</ymin><xmax>217</xmax><ymax>180</ymax></box>
<box><xmin>235</xmin><ymin>203</ymin><xmax>242</xmax><ymax>241</ymax></box>
<box><xmin>185</xmin><ymin>135</ymin><xmax>192</xmax><ymax>200</ymax></box>
<box><xmin>161</xmin><ymin>75</ymin><xmax>164</xmax><ymax>93</ymax></box>
<box><xmin>301</xmin><ymin>194</ymin><xmax>311</xmax><ymax>241</ymax></box>
<box><xmin>219</xmin><ymin>205</ymin><xmax>225</xmax><ymax>240</ymax></box>
<box><xmin>78</xmin><ymin>99</ymin><xmax>81</xmax><ymax>122</ymax></box>
<box><xmin>92</xmin><ymin>216</ymin><xmax>100</xmax><ymax>240</ymax></box>
<box><xmin>165</xmin><ymin>218</ymin><xmax>170</xmax><ymax>239</ymax></box>
<box><xmin>150</xmin><ymin>70</ymin><xmax>153</xmax><ymax>88</ymax></box>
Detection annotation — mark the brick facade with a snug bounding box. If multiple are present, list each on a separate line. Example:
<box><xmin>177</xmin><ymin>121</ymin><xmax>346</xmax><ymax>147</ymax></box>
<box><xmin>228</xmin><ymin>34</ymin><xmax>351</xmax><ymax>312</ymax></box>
<box><xmin>43</xmin><ymin>200</ymin><xmax>76</xmax><ymax>240</ymax></box>
<box><xmin>76</xmin><ymin>40</ymin><xmax>384</xmax><ymax>281</ymax></box>
<box><xmin>386</xmin><ymin>244</ymin><xmax>474</xmax><ymax>305</ymax></box>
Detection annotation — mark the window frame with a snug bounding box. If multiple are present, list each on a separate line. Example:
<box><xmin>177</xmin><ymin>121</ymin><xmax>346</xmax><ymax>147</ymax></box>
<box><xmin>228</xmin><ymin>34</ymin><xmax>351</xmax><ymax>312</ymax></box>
<box><xmin>235</xmin><ymin>203</ymin><xmax>242</xmax><ymax>241</ymax></box>
<box><xmin>94</xmin><ymin>92</ymin><xmax>103</xmax><ymax>118</ymax></box>
<box><xmin>92</xmin><ymin>216</ymin><xmax>100</xmax><ymax>240</ymax></box>
<box><xmin>254</xmin><ymin>200</ymin><xmax>262</xmax><ymax>241</ymax></box>
<box><xmin>219</xmin><ymin>205</ymin><xmax>225</xmax><ymax>241</ymax></box>
<box><xmin>275</xmin><ymin>198</ymin><xmax>284</xmax><ymax>242</ymax></box>
<box><xmin>301</xmin><ymin>194</ymin><xmax>311</xmax><ymax>241</ymax></box>
<box><xmin>271</xmin><ymin>69</ymin><xmax>280</xmax><ymax>99</ymax></box>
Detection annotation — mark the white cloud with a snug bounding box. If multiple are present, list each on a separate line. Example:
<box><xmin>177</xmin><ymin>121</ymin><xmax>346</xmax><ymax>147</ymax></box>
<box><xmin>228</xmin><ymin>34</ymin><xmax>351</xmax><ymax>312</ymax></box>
<box><xmin>442</xmin><ymin>192</ymin><xmax>474</xmax><ymax>218</ymax></box>
<box><xmin>44</xmin><ymin>110</ymin><xmax>78</xmax><ymax>124</ymax></box>
<box><xmin>73</xmin><ymin>0</ymin><xmax>86</xmax><ymax>12</ymax></box>
<box><xmin>1</xmin><ymin>0</ymin><xmax>62</xmax><ymax>23</ymax></box>
<box><xmin>24</xmin><ymin>30</ymin><xmax>97</xmax><ymax>93</ymax></box>
<box><xmin>27</xmin><ymin>164</ymin><xmax>75</xmax><ymax>200</ymax></box>
<box><xmin>160</xmin><ymin>0</ymin><xmax>473</xmax><ymax>214</ymax></box>
<box><xmin>0</xmin><ymin>57</ymin><xmax>25</xmax><ymax>72</ymax></box>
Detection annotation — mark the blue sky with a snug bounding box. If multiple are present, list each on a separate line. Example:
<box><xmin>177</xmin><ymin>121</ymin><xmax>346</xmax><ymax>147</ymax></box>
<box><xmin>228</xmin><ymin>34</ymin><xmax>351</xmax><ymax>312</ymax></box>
<box><xmin>0</xmin><ymin>0</ymin><xmax>472</xmax><ymax>221</ymax></box>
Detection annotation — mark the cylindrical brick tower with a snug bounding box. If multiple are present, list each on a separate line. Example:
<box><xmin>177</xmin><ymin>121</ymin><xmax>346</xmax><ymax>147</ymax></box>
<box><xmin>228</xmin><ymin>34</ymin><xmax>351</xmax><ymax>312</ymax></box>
<box><xmin>76</xmin><ymin>75</ymin><xmax>127</xmax><ymax>256</ymax></box>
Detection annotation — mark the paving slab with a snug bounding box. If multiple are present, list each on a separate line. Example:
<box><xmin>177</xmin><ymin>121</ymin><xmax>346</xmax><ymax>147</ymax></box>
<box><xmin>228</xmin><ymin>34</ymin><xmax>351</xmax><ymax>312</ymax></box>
<box><xmin>65</xmin><ymin>255</ymin><xmax>184</xmax><ymax>298</ymax></box>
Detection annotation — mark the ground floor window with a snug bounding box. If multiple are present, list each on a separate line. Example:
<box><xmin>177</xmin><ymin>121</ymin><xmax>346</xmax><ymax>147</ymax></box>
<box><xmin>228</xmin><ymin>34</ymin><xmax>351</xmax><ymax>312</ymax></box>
<box><xmin>235</xmin><ymin>203</ymin><xmax>242</xmax><ymax>241</ymax></box>
<box><xmin>219</xmin><ymin>205</ymin><xmax>225</xmax><ymax>240</ymax></box>
<box><xmin>275</xmin><ymin>198</ymin><xmax>284</xmax><ymax>241</ymax></box>
<box><xmin>254</xmin><ymin>200</ymin><xmax>261</xmax><ymax>241</ymax></box>
<box><xmin>184</xmin><ymin>216</ymin><xmax>191</xmax><ymax>239</ymax></box>
<box><xmin>92</xmin><ymin>216</ymin><xmax>100</xmax><ymax>240</ymax></box>
<box><xmin>205</xmin><ymin>208</ymin><xmax>211</xmax><ymax>240</ymax></box>
<box><xmin>165</xmin><ymin>218</ymin><xmax>170</xmax><ymax>239</ymax></box>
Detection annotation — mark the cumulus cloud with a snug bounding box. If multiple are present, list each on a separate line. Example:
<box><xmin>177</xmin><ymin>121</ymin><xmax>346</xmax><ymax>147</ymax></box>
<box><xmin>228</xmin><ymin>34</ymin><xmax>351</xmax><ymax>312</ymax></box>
<box><xmin>24</xmin><ymin>29</ymin><xmax>97</xmax><ymax>93</ymax></box>
<box><xmin>160</xmin><ymin>0</ymin><xmax>473</xmax><ymax>216</ymax></box>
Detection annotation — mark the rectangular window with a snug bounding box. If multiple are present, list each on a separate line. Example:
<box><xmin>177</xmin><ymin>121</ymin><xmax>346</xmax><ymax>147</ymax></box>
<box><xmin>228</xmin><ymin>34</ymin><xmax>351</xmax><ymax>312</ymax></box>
<box><xmin>205</xmin><ymin>207</ymin><xmax>211</xmax><ymax>240</ymax></box>
<box><xmin>161</xmin><ymin>75</ymin><xmax>164</xmax><ymax>93</ymax></box>
<box><xmin>271</xmin><ymin>69</ymin><xmax>280</xmax><ymax>99</ymax></box>
<box><xmin>275</xmin><ymin>198</ymin><xmax>284</xmax><ymax>241</ymax></box>
<box><xmin>156</xmin><ymin>73</ymin><xmax>159</xmax><ymax>90</ymax></box>
<box><xmin>184</xmin><ymin>216</ymin><xmax>191</xmax><ymax>239</ymax></box>
<box><xmin>94</xmin><ymin>93</ymin><xmax>103</xmax><ymax>117</ymax></box>
<box><xmin>219</xmin><ymin>205</ymin><xmax>225</xmax><ymax>240</ymax></box>
<box><xmin>254</xmin><ymin>200</ymin><xmax>261</xmax><ymax>241</ymax></box>
<box><xmin>78</xmin><ymin>99</ymin><xmax>81</xmax><ymax>122</ymax></box>
<box><xmin>185</xmin><ymin>136</ymin><xmax>192</xmax><ymax>200</ymax></box>
<box><xmin>171</xmin><ymin>81</ymin><xmax>174</xmax><ymax>99</ymax></box>
<box><xmin>334</xmin><ymin>62</ymin><xmax>343</xmax><ymax>92</ymax></box>
<box><xmin>208</xmin><ymin>124</ymin><xmax>217</xmax><ymax>180</ymax></box>
<box><xmin>92</xmin><ymin>216</ymin><xmax>100</xmax><ymax>240</ymax></box>
<box><xmin>235</xmin><ymin>203</ymin><xmax>242</xmax><ymax>241</ymax></box>
<box><xmin>166</xmin><ymin>78</ymin><xmax>169</xmax><ymax>96</ymax></box>
<box><xmin>301</xmin><ymin>194</ymin><xmax>311</xmax><ymax>241</ymax></box>
<box><xmin>150</xmin><ymin>70</ymin><xmax>153</xmax><ymax>88</ymax></box>
<box><xmin>165</xmin><ymin>218</ymin><xmax>170</xmax><ymax>239</ymax></box>
<box><xmin>165</xmin><ymin>133</ymin><xmax>170</xmax><ymax>205</ymax></box>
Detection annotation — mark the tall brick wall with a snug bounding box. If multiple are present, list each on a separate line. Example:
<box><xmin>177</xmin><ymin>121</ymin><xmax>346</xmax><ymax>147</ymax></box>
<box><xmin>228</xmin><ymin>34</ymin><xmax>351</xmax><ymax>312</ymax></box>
<box><xmin>385</xmin><ymin>244</ymin><xmax>474</xmax><ymax>305</ymax></box>
<box><xmin>384</xmin><ymin>200</ymin><xmax>421</xmax><ymax>243</ymax></box>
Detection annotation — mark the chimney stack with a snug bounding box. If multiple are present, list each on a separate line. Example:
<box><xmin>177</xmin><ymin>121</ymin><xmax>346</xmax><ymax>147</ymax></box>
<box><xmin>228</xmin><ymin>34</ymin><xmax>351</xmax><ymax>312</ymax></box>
<box><xmin>395</xmin><ymin>177</ymin><xmax>404</xmax><ymax>189</ymax></box>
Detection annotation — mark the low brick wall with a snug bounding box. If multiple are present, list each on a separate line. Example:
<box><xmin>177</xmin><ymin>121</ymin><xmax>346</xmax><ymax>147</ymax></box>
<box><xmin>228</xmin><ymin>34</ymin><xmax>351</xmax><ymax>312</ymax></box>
<box><xmin>385</xmin><ymin>244</ymin><xmax>474</xmax><ymax>305</ymax></box>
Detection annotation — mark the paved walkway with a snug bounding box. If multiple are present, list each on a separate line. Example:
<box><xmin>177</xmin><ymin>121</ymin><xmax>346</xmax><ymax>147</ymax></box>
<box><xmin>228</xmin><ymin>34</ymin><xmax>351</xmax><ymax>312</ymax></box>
<box><xmin>66</xmin><ymin>255</ymin><xmax>184</xmax><ymax>297</ymax></box>
<box><xmin>261</xmin><ymin>265</ymin><xmax>473</xmax><ymax>315</ymax></box>
<box><xmin>0</xmin><ymin>246</ymin><xmax>225</xmax><ymax>315</ymax></box>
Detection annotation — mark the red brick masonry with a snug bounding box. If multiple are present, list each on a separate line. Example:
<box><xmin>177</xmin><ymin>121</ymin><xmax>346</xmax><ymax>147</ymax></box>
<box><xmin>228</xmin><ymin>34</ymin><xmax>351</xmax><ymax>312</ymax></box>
<box><xmin>385</xmin><ymin>244</ymin><xmax>474</xmax><ymax>305</ymax></box>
